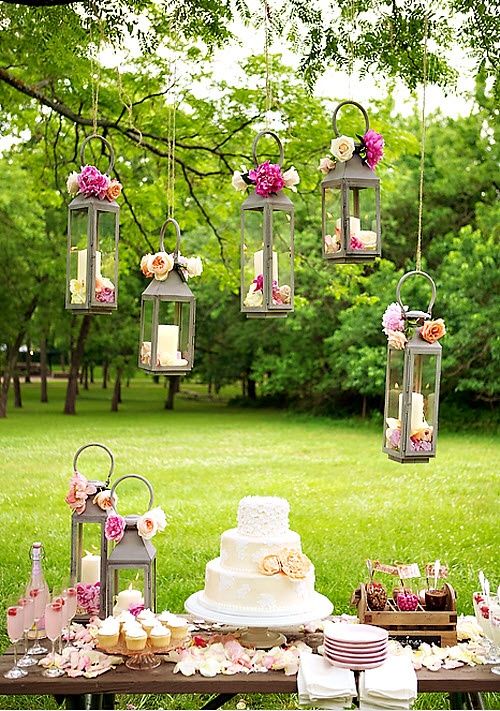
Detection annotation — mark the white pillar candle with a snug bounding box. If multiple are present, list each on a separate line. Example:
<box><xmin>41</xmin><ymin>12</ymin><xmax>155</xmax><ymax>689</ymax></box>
<box><xmin>336</xmin><ymin>216</ymin><xmax>361</xmax><ymax>236</ymax></box>
<box><xmin>77</xmin><ymin>249</ymin><xmax>101</xmax><ymax>281</ymax></box>
<box><xmin>253</xmin><ymin>249</ymin><xmax>279</xmax><ymax>282</ymax></box>
<box><xmin>399</xmin><ymin>392</ymin><xmax>425</xmax><ymax>432</ymax></box>
<box><xmin>157</xmin><ymin>324</ymin><xmax>179</xmax><ymax>362</ymax></box>
<box><xmin>80</xmin><ymin>552</ymin><xmax>101</xmax><ymax>585</ymax></box>
<box><xmin>113</xmin><ymin>584</ymin><xmax>144</xmax><ymax>614</ymax></box>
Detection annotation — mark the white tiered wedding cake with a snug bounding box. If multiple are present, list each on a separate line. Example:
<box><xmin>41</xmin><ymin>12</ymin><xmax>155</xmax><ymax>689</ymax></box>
<box><xmin>200</xmin><ymin>496</ymin><xmax>320</xmax><ymax>618</ymax></box>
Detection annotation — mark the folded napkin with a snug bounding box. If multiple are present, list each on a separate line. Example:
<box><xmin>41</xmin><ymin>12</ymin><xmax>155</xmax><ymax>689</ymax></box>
<box><xmin>298</xmin><ymin>653</ymin><xmax>356</xmax><ymax>709</ymax></box>
<box><xmin>359</xmin><ymin>656</ymin><xmax>417</xmax><ymax>710</ymax></box>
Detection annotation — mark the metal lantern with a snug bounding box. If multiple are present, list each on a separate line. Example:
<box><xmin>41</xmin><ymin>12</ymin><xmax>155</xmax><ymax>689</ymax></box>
<box><xmin>106</xmin><ymin>475</ymin><xmax>157</xmax><ymax>616</ymax></box>
<box><xmin>70</xmin><ymin>443</ymin><xmax>114</xmax><ymax>619</ymax></box>
<box><xmin>139</xmin><ymin>218</ymin><xmax>195</xmax><ymax>375</ymax></box>
<box><xmin>241</xmin><ymin>131</ymin><xmax>294</xmax><ymax>318</ymax></box>
<box><xmin>66</xmin><ymin>135</ymin><xmax>119</xmax><ymax>313</ymax></box>
<box><xmin>322</xmin><ymin>101</ymin><xmax>381</xmax><ymax>263</ymax></box>
<box><xmin>383</xmin><ymin>271</ymin><xmax>442</xmax><ymax>463</ymax></box>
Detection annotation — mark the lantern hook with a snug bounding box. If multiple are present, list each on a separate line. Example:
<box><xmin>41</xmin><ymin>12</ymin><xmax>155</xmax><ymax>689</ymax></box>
<box><xmin>252</xmin><ymin>130</ymin><xmax>284</xmax><ymax>167</ymax></box>
<box><xmin>396</xmin><ymin>270</ymin><xmax>437</xmax><ymax>322</ymax></box>
<box><xmin>109</xmin><ymin>474</ymin><xmax>154</xmax><ymax>514</ymax></box>
<box><xmin>79</xmin><ymin>134</ymin><xmax>115</xmax><ymax>175</ymax></box>
<box><xmin>159</xmin><ymin>217</ymin><xmax>181</xmax><ymax>260</ymax></box>
<box><xmin>73</xmin><ymin>443</ymin><xmax>115</xmax><ymax>487</ymax></box>
<box><xmin>332</xmin><ymin>101</ymin><xmax>370</xmax><ymax>142</ymax></box>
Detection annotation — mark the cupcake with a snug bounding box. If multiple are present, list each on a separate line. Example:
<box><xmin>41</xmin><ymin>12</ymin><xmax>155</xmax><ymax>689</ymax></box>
<box><xmin>125</xmin><ymin>628</ymin><xmax>147</xmax><ymax>651</ymax></box>
<box><xmin>149</xmin><ymin>625</ymin><xmax>172</xmax><ymax>649</ymax></box>
<box><xmin>97</xmin><ymin>620</ymin><xmax>120</xmax><ymax>648</ymax></box>
<box><xmin>158</xmin><ymin>610</ymin><xmax>174</xmax><ymax>625</ymax></box>
<box><xmin>166</xmin><ymin>616</ymin><xmax>189</xmax><ymax>644</ymax></box>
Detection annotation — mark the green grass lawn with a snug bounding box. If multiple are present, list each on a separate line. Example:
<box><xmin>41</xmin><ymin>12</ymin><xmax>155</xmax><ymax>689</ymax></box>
<box><xmin>0</xmin><ymin>379</ymin><xmax>499</xmax><ymax>709</ymax></box>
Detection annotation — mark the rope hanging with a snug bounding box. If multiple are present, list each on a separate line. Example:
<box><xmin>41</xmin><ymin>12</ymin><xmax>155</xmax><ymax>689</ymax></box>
<box><xmin>416</xmin><ymin>11</ymin><xmax>429</xmax><ymax>272</ymax></box>
<box><xmin>264</xmin><ymin>0</ymin><xmax>272</xmax><ymax>127</ymax></box>
<box><xmin>166</xmin><ymin>62</ymin><xmax>177</xmax><ymax>220</ymax></box>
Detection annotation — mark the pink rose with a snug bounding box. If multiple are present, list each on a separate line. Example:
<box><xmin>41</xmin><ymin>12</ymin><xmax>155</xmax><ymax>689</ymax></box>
<box><xmin>105</xmin><ymin>513</ymin><xmax>126</xmax><ymax>542</ymax></box>
<box><xmin>65</xmin><ymin>471</ymin><xmax>97</xmax><ymax>515</ymax></box>
<box><xmin>78</xmin><ymin>165</ymin><xmax>110</xmax><ymax>199</ymax></box>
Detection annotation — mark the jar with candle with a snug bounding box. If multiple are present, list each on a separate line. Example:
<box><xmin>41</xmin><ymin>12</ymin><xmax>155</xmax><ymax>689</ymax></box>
<box><xmin>65</xmin><ymin>135</ymin><xmax>120</xmax><ymax>313</ymax></box>
<box><xmin>320</xmin><ymin>101</ymin><xmax>382</xmax><ymax>263</ymax></box>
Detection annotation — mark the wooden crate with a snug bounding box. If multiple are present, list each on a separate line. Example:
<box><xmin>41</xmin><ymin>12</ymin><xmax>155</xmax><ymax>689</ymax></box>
<box><xmin>352</xmin><ymin>582</ymin><xmax>457</xmax><ymax>647</ymax></box>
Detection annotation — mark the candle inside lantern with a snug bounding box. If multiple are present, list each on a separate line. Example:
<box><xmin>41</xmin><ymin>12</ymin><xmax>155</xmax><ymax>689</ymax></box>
<box><xmin>399</xmin><ymin>391</ymin><xmax>427</xmax><ymax>432</ymax></box>
<box><xmin>77</xmin><ymin>249</ymin><xmax>102</xmax><ymax>282</ymax></box>
<box><xmin>157</xmin><ymin>324</ymin><xmax>179</xmax><ymax>365</ymax></box>
<box><xmin>113</xmin><ymin>583</ymin><xmax>144</xmax><ymax>615</ymax></box>
<box><xmin>388</xmin><ymin>383</ymin><xmax>400</xmax><ymax>416</ymax></box>
<box><xmin>253</xmin><ymin>249</ymin><xmax>278</xmax><ymax>282</ymax></box>
<box><xmin>80</xmin><ymin>552</ymin><xmax>101</xmax><ymax>585</ymax></box>
<box><xmin>335</xmin><ymin>216</ymin><xmax>361</xmax><ymax>237</ymax></box>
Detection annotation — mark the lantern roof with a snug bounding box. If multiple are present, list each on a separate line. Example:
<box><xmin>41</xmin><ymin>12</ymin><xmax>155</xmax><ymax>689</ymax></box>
<box><xmin>108</xmin><ymin>518</ymin><xmax>156</xmax><ymax>564</ymax></box>
<box><xmin>141</xmin><ymin>266</ymin><xmax>194</xmax><ymax>301</ymax></box>
<box><xmin>405</xmin><ymin>330</ymin><xmax>442</xmax><ymax>355</ymax></box>
<box><xmin>321</xmin><ymin>153</ymin><xmax>379</xmax><ymax>188</ymax></box>
<box><xmin>242</xmin><ymin>189</ymin><xmax>293</xmax><ymax>211</ymax></box>
<box><xmin>69</xmin><ymin>193</ymin><xmax>119</xmax><ymax>210</ymax></box>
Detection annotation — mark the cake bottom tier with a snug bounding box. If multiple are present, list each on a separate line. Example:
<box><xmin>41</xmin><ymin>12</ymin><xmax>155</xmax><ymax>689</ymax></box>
<box><xmin>202</xmin><ymin>557</ymin><xmax>316</xmax><ymax>617</ymax></box>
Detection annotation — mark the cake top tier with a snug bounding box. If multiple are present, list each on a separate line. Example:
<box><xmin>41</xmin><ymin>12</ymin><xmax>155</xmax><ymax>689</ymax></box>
<box><xmin>237</xmin><ymin>496</ymin><xmax>290</xmax><ymax>537</ymax></box>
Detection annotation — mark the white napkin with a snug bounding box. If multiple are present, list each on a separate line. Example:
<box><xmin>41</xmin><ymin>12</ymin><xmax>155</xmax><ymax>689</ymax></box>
<box><xmin>298</xmin><ymin>653</ymin><xmax>356</xmax><ymax>709</ymax></box>
<box><xmin>359</xmin><ymin>656</ymin><xmax>417</xmax><ymax>710</ymax></box>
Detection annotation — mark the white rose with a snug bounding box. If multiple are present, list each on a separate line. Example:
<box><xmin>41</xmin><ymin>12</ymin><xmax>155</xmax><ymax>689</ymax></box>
<box><xmin>282</xmin><ymin>166</ymin><xmax>300</xmax><ymax>191</ymax></box>
<box><xmin>67</xmin><ymin>171</ymin><xmax>80</xmax><ymax>196</ymax></box>
<box><xmin>279</xmin><ymin>284</ymin><xmax>291</xmax><ymax>304</ymax></box>
<box><xmin>318</xmin><ymin>156</ymin><xmax>336</xmax><ymax>174</ymax></box>
<box><xmin>137</xmin><ymin>512</ymin><xmax>159</xmax><ymax>540</ymax></box>
<box><xmin>185</xmin><ymin>256</ymin><xmax>203</xmax><ymax>278</ymax></box>
<box><xmin>387</xmin><ymin>330</ymin><xmax>407</xmax><ymax>350</ymax></box>
<box><xmin>232</xmin><ymin>171</ymin><xmax>247</xmax><ymax>192</ymax></box>
<box><xmin>148</xmin><ymin>506</ymin><xmax>167</xmax><ymax>532</ymax></box>
<box><xmin>244</xmin><ymin>291</ymin><xmax>263</xmax><ymax>308</ymax></box>
<box><xmin>69</xmin><ymin>279</ymin><xmax>86</xmax><ymax>304</ymax></box>
<box><xmin>330</xmin><ymin>135</ymin><xmax>355</xmax><ymax>162</ymax></box>
<box><xmin>93</xmin><ymin>489</ymin><xmax>117</xmax><ymax>511</ymax></box>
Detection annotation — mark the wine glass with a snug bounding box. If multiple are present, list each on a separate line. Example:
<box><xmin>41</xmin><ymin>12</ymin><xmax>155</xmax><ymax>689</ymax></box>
<box><xmin>51</xmin><ymin>590</ymin><xmax>67</xmax><ymax>654</ymax></box>
<box><xmin>4</xmin><ymin>605</ymin><xmax>28</xmax><ymax>679</ymax></box>
<box><xmin>42</xmin><ymin>601</ymin><xmax>65</xmax><ymax>678</ymax></box>
<box><xmin>61</xmin><ymin>587</ymin><xmax>77</xmax><ymax>650</ymax></box>
<box><xmin>28</xmin><ymin>587</ymin><xmax>48</xmax><ymax>655</ymax></box>
<box><xmin>17</xmin><ymin>596</ymin><xmax>37</xmax><ymax>668</ymax></box>
<box><xmin>490</xmin><ymin>602</ymin><xmax>500</xmax><ymax>675</ymax></box>
<box><xmin>484</xmin><ymin>596</ymin><xmax>500</xmax><ymax>665</ymax></box>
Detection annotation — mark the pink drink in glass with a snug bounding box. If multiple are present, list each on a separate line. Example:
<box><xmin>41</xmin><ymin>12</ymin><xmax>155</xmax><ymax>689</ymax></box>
<box><xmin>44</xmin><ymin>602</ymin><xmax>63</xmax><ymax>642</ymax></box>
<box><xmin>7</xmin><ymin>606</ymin><xmax>24</xmax><ymax>642</ymax></box>
<box><xmin>19</xmin><ymin>597</ymin><xmax>35</xmax><ymax>633</ymax></box>
<box><xmin>63</xmin><ymin>588</ymin><xmax>77</xmax><ymax>624</ymax></box>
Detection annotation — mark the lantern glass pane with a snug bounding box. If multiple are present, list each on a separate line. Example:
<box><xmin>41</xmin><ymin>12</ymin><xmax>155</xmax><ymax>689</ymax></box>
<box><xmin>112</xmin><ymin>568</ymin><xmax>146</xmax><ymax>605</ymax></box>
<box><xmin>69</xmin><ymin>208</ymin><xmax>89</xmax><ymax>304</ymax></box>
<box><xmin>346</xmin><ymin>187</ymin><xmax>378</xmax><ymax>254</ymax></box>
<box><xmin>385</xmin><ymin>348</ymin><xmax>404</xmax><ymax>454</ymax></box>
<box><xmin>323</xmin><ymin>187</ymin><xmax>342</xmax><ymax>255</ymax></box>
<box><xmin>157</xmin><ymin>299</ymin><xmax>188</xmax><ymax>367</ymax></box>
<box><xmin>242</xmin><ymin>209</ymin><xmax>265</xmax><ymax>311</ymax></box>
<box><xmin>270</xmin><ymin>210</ymin><xmax>292</xmax><ymax>309</ymax></box>
<box><xmin>405</xmin><ymin>354</ymin><xmax>437</xmax><ymax>454</ymax></box>
<box><xmin>140</xmin><ymin>299</ymin><xmax>154</xmax><ymax>367</ymax></box>
<box><xmin>74</xmin><ymin>525</ymin><xmax>103</xmax><ymax>584</ymax></box>
<box><xmin>92</xmin><ymin>211</ymin><xmax>117</xmax><ymax>305</ymax></box>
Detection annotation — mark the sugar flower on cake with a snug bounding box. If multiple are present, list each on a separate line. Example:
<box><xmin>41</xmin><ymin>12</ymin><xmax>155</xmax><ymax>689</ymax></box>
<box><xmin>66</xmin><ymin>165</ymin><xmax>122</xmax><ymax>202</ymax></box>
<box><xmin>258</xmin><ymin>554</ymin><xmax>282</xmax><ymax>576</ymax></box>
<box><xmin>105</xmin><ymin>512</ymin><xmax>126</xmax><ymax>543</ymax></box>
<box><xmin>231</xmin><ymin>161</ymin><xmax>300</xmax><ymax>197</ymax></box>
<box><xmin>65</xmin><ymin>471</ymin><xmax>98</xmax><ymax>515</ymax></box>
<box><xmin>257</xmin><ymin>548</ymin><xmax>312</xmax><ymax>580</ymax></box>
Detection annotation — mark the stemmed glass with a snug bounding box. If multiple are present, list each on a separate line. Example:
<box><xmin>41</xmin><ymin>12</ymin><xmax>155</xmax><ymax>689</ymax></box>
<box><xmin>17</xmin><ymin>596</ymin><xmax>37</xmax><ymax>668</ymax></box>
<box><xmin>41</xmin><ymin>601</ymin><xmax>65</xmax><ymax>678</ymax></box>
<box><xmin>61</xmin><ymin>587</ymin><xmax>77</xmax><ymax>650</ymax></box>
<box><xmin>490</xmin><ymin>602</ymin><xmax>500</xmax><ymax>676</ymax></box>
<box><xmin>4</xmin><ymin>606</ymin><xmax>28</xmax><ymax>679</ymax></box>
<box><xmin>28</xmin><ymin>587</ymin><xmax>48</xmax><ymax>655</ymax></box>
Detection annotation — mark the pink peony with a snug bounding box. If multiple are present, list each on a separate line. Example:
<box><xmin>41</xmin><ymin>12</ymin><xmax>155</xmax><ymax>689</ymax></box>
<box><xmin>78</xmin><ymin>165</ymin><xmax>110</xmax><ymax>199</ymax></box>
<box><xmin>95</xmin><ymin>287</ymin><xmax>115</xmax><ymax>303</ymax></box>
<box><xmin>349</xmin><ymin>235</ymin><xmax>364</xmax><ymax>250</ymax></box>
<box><xmin>248</xmin><ymin>161</ymin><xmax>285</xmax><ymax>197</ymax></box>
<box><xmin>363</xmin><ymin>129</ymin><xmax>384</xmax><ymax>170</ymax></box>
<box><xmin>65</xmin><ymin>471</ymin><xmax>97</xmax><ymax>515</ymax></box>
<box><xmin>382</xmin><ymin>302</ymin><xmax>405</xmax><ymax>335</ymax></box>
<box><xmin>105</xmin><ymin>513</ymin><xmax>126</xmax><ymax>543</ymax></box>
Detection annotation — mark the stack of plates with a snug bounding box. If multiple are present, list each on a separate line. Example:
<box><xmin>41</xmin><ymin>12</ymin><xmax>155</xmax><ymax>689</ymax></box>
<box><xmin>323</xmin><ymin>622</ymin><xmax>388</xmax><ymax>670</ymax></box>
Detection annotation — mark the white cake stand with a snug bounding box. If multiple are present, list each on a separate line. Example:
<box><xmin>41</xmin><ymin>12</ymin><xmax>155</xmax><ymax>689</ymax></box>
<box><xmin>185</xmin><ymin>590</ymin><xmax>333</xmax><ymax>649</ymax></box>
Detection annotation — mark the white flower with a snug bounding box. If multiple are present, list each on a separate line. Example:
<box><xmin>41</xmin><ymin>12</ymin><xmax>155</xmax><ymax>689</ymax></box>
<box><xmin>279</xmin><ymin>284</ymin><xmax>291</xmax><ymax>304</ymax></box>
<box><xmin>232</xmin><ymin>171</ymin><xmax>247</xmax><ymax>192</ymax></box>
<box><xmin>148</xmin><ymin>506</ymin><xmax>167</xmax><ymax>532</ymax></box>
<box><xmin>137</xmin><ymin>511</ymin><xmax>159</xmax><ymax>540</ymax></box>
<box><xmin>93</xmin><ymin>490</ymin><xmax>116</xmax><ymax>511</ymax></box>
<box><xmin>185</xmin><ymin>256</ymin><xmax>203</xmax><ymax>278</ymax></box>
<box><xmin>330</xmin><ymin>135</ymin><xmax>355</xmax><ymax>162</ymax></box>
<box><xmin>243</xmin><ymin>291</ymin><xmax>263</xmax><ymax>308</ymax></box>
<box><xmin>387</xmin><ymin>330</ymin><xmax>407</xmax><ymax>350</ymax></box>
<box><xmin>318</xmin><ymin>156</ymin><xmax>336</xmax><ymax>174</ymax></box>
<box><xmin>67</xmin><ymin>171</ymin><xmax>80</xmax><ymax>196</ymax></box>
<box><xmin>282</xmin><ymin>166</ymin><xmax>300</xmax><ymax>191</ymax></box>
<box><xmin>69</xmin><ymin>279</ymin><xmax>86</xmax><ymax>304</ymax></box>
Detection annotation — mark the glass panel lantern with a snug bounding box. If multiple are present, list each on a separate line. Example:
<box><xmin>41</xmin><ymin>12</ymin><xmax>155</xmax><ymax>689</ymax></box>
<box><xmin>383</xmin><ymin>271</ymin><xmax>442</xmax><ymax>463</ymax></box>
<box><xmin>105</xmin><ymin>475</ymin><xmax>157</xmax><ymax>616</ymax></box>
<box><xmin>69</xmin><ymin>443</ymin><xmax>114</xmax><ymax>620</ymax></box>
<box><xmin>66</xmin><ymin>135</ymin><xmax>119</xmax><ymax>313</ymax></box>
<box><xmin>241</xmin><ymin>131</ymin><xmax>294</xmax><ymax>318</ymax></box>
<box><xmin>322</xmin><ymin>101</ymin><xmax>381</xmax><ymax>263</ymax></box>
<box><xmin>138</xmin><ymin>219</ymin><xmax>196</xmax><ymax>375</ymax></box>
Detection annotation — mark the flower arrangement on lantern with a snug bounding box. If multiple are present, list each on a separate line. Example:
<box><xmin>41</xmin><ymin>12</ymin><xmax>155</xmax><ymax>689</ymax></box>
<box><xmin>104</xmin><ymin>505</ymin><xmax>167</xmax><ymax>545</ymax></box>
<box><xmin>140</xmin><ymin>251</ymin><xmax>203</xmax><ymax>282</ymax></box>
<box><xmin>232</xmin><ymin>162</ymin><xmax>299</xmax><ymax>197</ymax></box>
<box><xmin>65</xmin><ymin>471</ymin><xmax>117</xmax><ymax>516</ymax></box>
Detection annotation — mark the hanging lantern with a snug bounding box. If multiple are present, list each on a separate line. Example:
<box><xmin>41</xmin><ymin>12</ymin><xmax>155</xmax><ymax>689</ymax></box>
<box><xmin>238</xmin><ymin>131</ymin><xmax>295</xmax><ymax>318</ymax></box>
<box><xmin>320</xmin><ymin>101</ymin><xmax>383</xmax><ymax>263</ymax></box>
<box><xmin>383</xmin><ymin>271</ymin><xmax>445</xmax><ymax>463</ymax></box>
<box><xmin>67</xmin><ymin>443</ymin><xmax>114</xmax><ymax>620</ymax></box>
<box><xmin>65</xmin><ymin>135</ymin><xmax>120</xmax><ymax>313</ymax></box>
<box><xmin>105</xmin><ymin>475</ymin><xmax>159</xmax><ymax>616</ymax></box>
<box><xmin>138</xmin><ymin>218</ymin><xmax>198</xmax><ymax>375</ymax></box>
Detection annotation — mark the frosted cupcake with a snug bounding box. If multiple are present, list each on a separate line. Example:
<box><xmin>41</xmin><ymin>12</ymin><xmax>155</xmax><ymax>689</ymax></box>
<box><xmin>125</xmin><ymin>628</ymin><xmax>147</xmax><ymax>651</ymax></box>
<box><xmin>97</xmin><ymin>619</ymin><xmax>120</xmax><ymax>648</ymax></box>
<box><xmin>149</xmin><ymin>624</ymin><xmax>171</xmax><ymax>649</ymax></box>
<box><xmin>166</xmin><ymin>616</ymin><xmax>189</xmax><ymax>644</ymax></box>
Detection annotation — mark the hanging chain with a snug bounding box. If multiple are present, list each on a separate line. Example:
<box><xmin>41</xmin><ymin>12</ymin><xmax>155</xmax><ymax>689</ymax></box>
<box><xmin>416</xmin><ymin>10</ymin><xmax>429</xmax><ymax>272</ymax></box>
<box><xmin>264</xmin><ymin>0</ymin><xmax>272</xmax><ymax>127</ymax></box>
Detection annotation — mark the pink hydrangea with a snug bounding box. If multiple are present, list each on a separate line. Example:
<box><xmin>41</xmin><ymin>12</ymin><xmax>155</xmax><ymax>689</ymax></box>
<box><xmin>76</xmin><ymin>582</ymin><xmax>100</xmax><ymax>616</ymax></box>
<box><xmin>65</xmin><ymin>471</ymin><xmax>97</xmax><ymax>515</ymax></box>
<box><xmin>95</xmin><ymin>287</ymin><xmax>115</xmax><ymax>303</ymax></box>
<box><xmin>382</xmin><ymin>302</ymin><xmax>405</xmax><ymax>335</ymax></box>
<box><xmin>349</xmin><ymin>235</ymin><xmax>364</xmax><ymax>250</ymax></box>
<box><xmin>78</xmin><ymin>165</ymin><xmax>110</xmax><ymax>199</ymax></box>
<box><xmin>363</xmin><ymin>129</ymin><xmax>384</xmax><ymax>170</ymax></box>
<box><xmin>105</xmin><ymin>513</ymin><xmax>126</xmax><ymax>543</ymax></box>
<box><xmin>248</xmin><ymin>161</ymin><xmax>285</xmax><ymax>197</ymax></box>
<box><xmin>410</xmin><ymin>438</ymin><xmax>432</xmax><ymax>452</ymax></box>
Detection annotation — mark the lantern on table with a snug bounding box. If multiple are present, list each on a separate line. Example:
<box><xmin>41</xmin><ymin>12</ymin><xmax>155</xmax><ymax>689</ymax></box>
<box><xmin>66</xmin><ymin>135</ymin><xmax>120</xmax><ymax>313</ymax></box>
<box><xmin>138</xmin><ymin>218</ymin><xmax>196</xmax><ymax>376</ymax></box>
<box><xmin>105</xmin><ymin>475</ymin><xmax>160</xmax><ymax>616</ymax></box>
<box><xmin>67</xmin><ymin>443</ymin><xmax>115</xmax><ymax>619</ymax></box>
<box><xmin>239</xmin><ymin>131</ymin><xmax>295</xmax><ymax>318</ymax></box>
<box><xmin>321</xmin><ymin>101</ymin><xmax>382</xmax><ymax>263</ymax></box>
<box><xmin>383</xmin><ymin>271</ymin><xmax>444</xmax><ymax>463</ymax></box>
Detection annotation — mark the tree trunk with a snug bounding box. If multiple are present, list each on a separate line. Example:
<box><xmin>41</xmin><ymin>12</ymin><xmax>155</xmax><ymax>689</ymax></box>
<box><xmin>40</xmin><ymin>335</ymin><xmax>48</xmax><ymax>403</ymax></box>
<box><xmin>165</xmin><ymin>375</ymin><xmax>180</xmax><ymax>410</ymax></box>
<box><xmin>102</xmin><ymin>360</ymin><xmax>108</xmax><ymax>389</ymax></box>
<box><xmin>208</xmin><ymin>380</ymin><xmax>213</xmax><ymax>396</ymax></box>
<box><xmin>13</xmin><ymin>374</ymin><xmax>22</xmax><ymax>408</ymax></box>
<box><xmin>64</xmin><ymin>315</ymin><xmax>92</xmax><ymax>415</ymax></box>
<box><xmin>111</xmin><ymin>367</ymin><xmax>123</xmax><ymax>412</ymax></box>
<box><xmin>118</xmin><ymin>377</ymin><xmax>122</xmax><ymax>403</ymax></box>
<box><xmin>361</xmin><ymin>395</ymin><xmax>367</xmax><ymax>419</ymax></box>
<box><xmin>241</xmin><ymin>377</ymin><xmax>247</xmax><ymax>398</ymax></box>
<box><xmin>90</xmin><ymin>364</ymin><xmax>94</xmax><ymax>384</ymax></box>
<box><xmin>84</xmin><ymin>365</ymin><xmax>89</xmax><ymax>390</ymax></box>
<box><xmin>60</xmin><ymin>351</ymin><xmax>66</xmax><ymax>372</ymax></box>
<box><xmin>247</xmin><ymin>376</ymin><xmax>257</xmax><ymax>400</ymax></box>
<box><xmin>25</xmin><ymin>340</ymin><xmax>32</xmax><ymax>383</ymax></box>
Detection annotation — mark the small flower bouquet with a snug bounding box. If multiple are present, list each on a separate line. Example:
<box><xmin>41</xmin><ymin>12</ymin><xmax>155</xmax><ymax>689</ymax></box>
<box><xmin>140</xmin><ymin>252</ymin><xmax>203</xmax><ymax>282</ymax></box>
<box><xmin>232</xmin><ymin>162</ymin><xmax>299</xmax><ymax>197</ymax></box>
<box><xmin>65</xmin><ymin>471</ymin><xmax>116</xmax><ymax>515</ymax></box>
<box><xmin>243</xmin><ymin>274</ymin><xmax>292</xmax><ymax>309</ymax></box>
<box><xmin>104</xmin><ymin>506</ymin><xmax>167</xmax><ymax>544</ymax></box>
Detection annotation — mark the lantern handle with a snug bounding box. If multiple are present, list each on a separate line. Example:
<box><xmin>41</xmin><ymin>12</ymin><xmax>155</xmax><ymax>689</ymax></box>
<box><xmin>159</xmin><ymin>218</ymin><xmax>181</xmax><ymax>259</ymax></box>
<box><xmin>332</xmin><ymin>100</ymin><xmax>370</xmax><ymax>139</ymax></box>
<box><xmin>252</xmin><ymin>130</ymin><xmax>284</xmax><ymax>168</ymax></box>
<box><xmin>396</xmin><ymin>270</ymin><xmax>437</xmax><ymax>321</ymax></box>
<box><xmin>79</xmin><ymin>134</ymin><xmax>115</xmax><ymax>175</ymax></box>
<box><xmin>109</xmin><ymin>474</ymin><xmax>154</xmax><ymax>513</ymax></box>
<box><xmin>73</xmin><ymin>443</ymin><xmax>115</xmax><ymax>487</ymax></box>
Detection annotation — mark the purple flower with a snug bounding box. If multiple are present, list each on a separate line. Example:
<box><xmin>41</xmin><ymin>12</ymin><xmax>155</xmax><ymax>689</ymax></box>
<box><xmin>105</xmin><ymin>513</ymin><xmax>126</xmax><ymax>542</ymax></box>
<box><xmin>382</xmin><ymin>302</ymin><xmax>405</xmax><ymax>335</ymax></box>
<box><xmin>363</xmin><ymin>129</ymin><xmax>384</xmax><ymax>170</ymax></box>
<box><xmin>78</xmin><ymin>165</ymin><xmax>110</xmax><ymax>199</ymax></box>
<box><xmin>410</xmin><ymin>438</ymin><xmax>433</xmax><ymax>452</ymax></box>
<box><xmin>252</xmin><ymin>274</ymin><xmax>281</xmax><ymax>295</ymax></box>
<box><xmin>95</xmin><ymin>287</ymin><xmax>115</xmax><ymax>303</ymax></box>
<box><xmin>248</xmin><ymin>161</ymin><xmax>285</xmax><ymax>197</ymax></box>
<box><xmin>76</xmin><ymin>582</ymin><xmax>100</xmax><ymax>615</ymax></box>
<box><xmin>350</xmin><ymin>235</ymin><xmax>364</xmax><ymax>250</ymax></box>
<box><xmin>388</xmin><ymin>428</ymin><xmax>401</xmax><ymax>449</ymax></box>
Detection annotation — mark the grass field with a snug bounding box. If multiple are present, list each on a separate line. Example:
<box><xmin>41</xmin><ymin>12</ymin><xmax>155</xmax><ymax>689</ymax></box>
<box><xmin>0</xmin><ymin>379</ymin><xmax>499</xmax><ymax>709</ymax></box>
